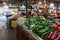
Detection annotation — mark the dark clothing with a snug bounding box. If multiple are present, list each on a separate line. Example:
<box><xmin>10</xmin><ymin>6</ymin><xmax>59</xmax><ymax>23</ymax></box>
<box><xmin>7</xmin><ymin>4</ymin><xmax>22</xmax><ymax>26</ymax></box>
<box><xmin>0</xmin><ymin>1</ymin><xmax>3</xmax><ymax>4</ymax></box>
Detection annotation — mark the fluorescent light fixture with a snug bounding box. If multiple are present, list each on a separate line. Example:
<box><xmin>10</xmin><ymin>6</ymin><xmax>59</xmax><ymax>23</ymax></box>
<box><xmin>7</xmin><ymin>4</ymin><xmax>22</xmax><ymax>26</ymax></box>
<box><xmin>50</xmin><ymin>3</ymin><xmax>54</xmax><ymax>7</ymax></box>
<box><xmin>39</xmin><ymin>2</ymin><xmax>42</xmax><ymax>4</ymax></box>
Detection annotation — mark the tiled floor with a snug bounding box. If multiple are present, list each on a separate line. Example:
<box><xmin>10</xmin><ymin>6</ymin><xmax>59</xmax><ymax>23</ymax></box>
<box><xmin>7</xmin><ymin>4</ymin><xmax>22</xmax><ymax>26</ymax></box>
<box><xmin>0</xmin><ymin>28</ymin><xmax>16</xmax><ymax>40</ymax></box>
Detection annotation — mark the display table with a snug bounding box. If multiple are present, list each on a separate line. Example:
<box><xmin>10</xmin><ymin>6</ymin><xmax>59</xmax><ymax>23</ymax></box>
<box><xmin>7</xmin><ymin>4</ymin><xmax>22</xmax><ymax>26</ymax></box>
<box><xmin>17</xmin><ymin>17</ymin><xmax>42</xmax><ymax>40</ymax></box>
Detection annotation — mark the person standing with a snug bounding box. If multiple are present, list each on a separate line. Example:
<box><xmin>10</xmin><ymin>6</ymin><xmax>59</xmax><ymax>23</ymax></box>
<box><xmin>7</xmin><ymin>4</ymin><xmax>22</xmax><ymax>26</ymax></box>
<box><xmin>0</xmin><ymin>1</ymin><xmax>7</xmax><ymax>28</ymax></box>
<box><xmin>3</xmin><ymin>2</ymin><xmax>9</xmax><ymax>12</ymax></box>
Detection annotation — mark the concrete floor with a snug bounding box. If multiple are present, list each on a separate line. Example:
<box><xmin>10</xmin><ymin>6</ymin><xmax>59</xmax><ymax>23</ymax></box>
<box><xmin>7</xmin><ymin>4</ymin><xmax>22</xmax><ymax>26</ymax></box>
<box><xmin>0</xmin><ymin>28</ymin><xmax>16</xmax><ymax>40</ymax></box>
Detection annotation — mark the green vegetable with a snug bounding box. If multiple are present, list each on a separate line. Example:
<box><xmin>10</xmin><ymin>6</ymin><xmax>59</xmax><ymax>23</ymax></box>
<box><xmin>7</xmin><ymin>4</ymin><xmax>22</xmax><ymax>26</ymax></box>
<box><xmin>25</xmin><ymin>16</ymin><xmax>54</xmax><ymax>38</ymax></box>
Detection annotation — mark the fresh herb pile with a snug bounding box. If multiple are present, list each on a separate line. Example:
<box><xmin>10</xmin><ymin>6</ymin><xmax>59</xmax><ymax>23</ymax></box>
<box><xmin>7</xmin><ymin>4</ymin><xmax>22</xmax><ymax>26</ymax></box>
<box><xmin>25</xmin><ymin>16</ymin><xmax>54</xmax><ymax>38</ymax></box>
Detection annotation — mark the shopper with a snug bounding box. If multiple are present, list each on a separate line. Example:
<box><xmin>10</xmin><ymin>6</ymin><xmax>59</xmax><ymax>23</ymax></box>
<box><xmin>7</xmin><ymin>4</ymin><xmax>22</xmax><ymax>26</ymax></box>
<box><xmin>0</xmin><ymin>1</ymin><xmax>4</xmax><ymax>16</ymax></box>
<box><xmin>20</xmin><ymin>4</ymin><xmax>26</xmax><ymax>10</ymax></box>
<box><xmin>20</xmin><ymin>4</ymin><xmax>26</xmax><ymax>15</ymax></box>
<box><xmin>0</xmin><ymin>1</ymin><xmax>7</xmax><ymax>29</ymax></box>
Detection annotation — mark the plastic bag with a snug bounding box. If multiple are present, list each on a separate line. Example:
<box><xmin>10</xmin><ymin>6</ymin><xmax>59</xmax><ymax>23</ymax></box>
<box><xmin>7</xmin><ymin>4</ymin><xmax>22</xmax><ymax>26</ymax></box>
<box><xmin>0</xmin><ymin>16</ymin><xmax>7</xmax><ymax>29</ymax></box>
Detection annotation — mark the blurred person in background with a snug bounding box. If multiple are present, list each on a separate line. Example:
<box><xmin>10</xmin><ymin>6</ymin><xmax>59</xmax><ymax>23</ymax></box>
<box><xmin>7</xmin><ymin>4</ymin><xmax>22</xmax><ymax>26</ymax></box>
<box><xmin>20</xmin><ymin>4</ymin><xmax>26</xmax><ymax>15</ymax></box>
<box><xmin>0</xmin><ymin>1</ymin><xmax>4</xmax><ymax>16</ymax></box>
<box><xmin>3</xmin><ymin>2</ymin><xmax>9</xmax><ymax>12</ymax></box>
<box><xmin>0</xmin><ymin>1</ymin><xmax>7</xmax><ymax>28</ymax></box>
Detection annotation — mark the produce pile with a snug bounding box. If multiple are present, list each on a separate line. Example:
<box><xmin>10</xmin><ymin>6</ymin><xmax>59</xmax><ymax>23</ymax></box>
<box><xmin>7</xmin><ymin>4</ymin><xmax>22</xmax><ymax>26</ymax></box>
<box><xmin>46</xmin><ymin>30</ymin><xmax>60</xmax><ymax>40</ymax></box>
<box><xmin>25</xmin><ymin>16</ymin><xmax>54</xmax><ymax>38</ymax></box>
<box><xmin>52</xmin><ymin>21</ymin><xmax>60</xmax><ymax>30</ymax></box>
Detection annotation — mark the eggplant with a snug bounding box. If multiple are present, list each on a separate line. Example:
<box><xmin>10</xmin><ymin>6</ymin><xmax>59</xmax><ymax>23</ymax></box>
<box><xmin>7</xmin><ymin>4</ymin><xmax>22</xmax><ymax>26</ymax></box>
<box><xmin>51</xmin><ymin>31</ymin><xmax>58</xmax><ymax>40</ymax></box>
<box><xmin>48</xmin><ymin>32</ymin><xmax>54</xmax><ymax>39</ymax></box>
<box><xmin>46</xmin><ymin>32</ymin><xmax>50</xmax><ymax>40</ymax></box>
<box><xmin>46</xmin><ymin>32</ymin><xmax>54</xmax><ymax>40</ymax></box>
<box><xmin>54</xmin><ymin>35</ymin><xmax>60</xmax><ymax>40</ymax></box>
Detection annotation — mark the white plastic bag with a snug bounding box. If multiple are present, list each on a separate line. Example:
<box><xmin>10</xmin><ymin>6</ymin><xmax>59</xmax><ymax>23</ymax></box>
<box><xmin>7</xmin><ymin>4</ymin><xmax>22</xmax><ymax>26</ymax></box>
<box><xmin>0</xmin><ymin>16</ymin><xmax>7</xmax><ymax>29</ymax></box>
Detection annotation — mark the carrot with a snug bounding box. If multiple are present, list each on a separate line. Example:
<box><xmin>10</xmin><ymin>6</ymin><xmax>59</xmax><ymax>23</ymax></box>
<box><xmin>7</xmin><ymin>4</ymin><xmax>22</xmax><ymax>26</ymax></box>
<box><xmin>52</xmin><ymin>23</ymin><xmax>58</xmax><ymax>28</ymax></box>
<box><xmin>55</xmin><ymin>21</ymin><xmax>60</xmax><ymax>26</ymax></box>
<box><xmin>58</xmin><ymin>27</ymin><xmax>60</xmax><ymax>30</ymax></box>
<box><xmin>47</xmin><ymin>16</ymin><xmax>52</xmax><ymax>18</ymax></box>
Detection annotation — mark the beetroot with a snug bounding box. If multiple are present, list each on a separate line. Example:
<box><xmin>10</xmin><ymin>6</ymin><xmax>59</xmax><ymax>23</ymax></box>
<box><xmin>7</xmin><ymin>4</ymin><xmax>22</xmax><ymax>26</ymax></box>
<box><xmin>45</xmin><ymin>30</ymin><xmax>60</xmax><ymax>40</ymax></box>
<box><xmin>48</xmin><ymin>32</ymin><xmax>54</xmax><ymax>39</ymax></box>
<box><xmin>45</xmin><ymin>32</ymin><xmax>54</xmax><ymax>40</ymax></box>
<box><xmin>54</xmin><ymin>35</ymin><xmax>60</xmax><ymax>40</ymax></box>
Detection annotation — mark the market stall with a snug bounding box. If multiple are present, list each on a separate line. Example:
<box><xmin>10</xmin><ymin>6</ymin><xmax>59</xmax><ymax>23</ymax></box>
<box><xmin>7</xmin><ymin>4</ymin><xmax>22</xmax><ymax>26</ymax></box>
<box><xmin>14</xmin><ymin>0</ymin><xmax>60</xmax><ymax>40</ymax></box>
<box><xmin>17</xmin><ymin>15</ymin><xmax>60</xmax><ymax>40</ymax></box>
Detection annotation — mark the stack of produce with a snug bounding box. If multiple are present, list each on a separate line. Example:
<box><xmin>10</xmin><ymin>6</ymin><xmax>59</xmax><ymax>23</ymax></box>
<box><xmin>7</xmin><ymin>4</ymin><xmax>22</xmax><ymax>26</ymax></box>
<box><xmin>56</xmin><ymin>12</ymin><xmax>60</xmax><ymax>17</ymax></box>
<box><xmin>47</xmin><ymin>14</ymin><xmax>54</xmax><ymax>18</ymax></box>
<box><xmin>46</xmin><ymin>30</ymin><xmax>60</xmax><ymax>40</ymax></box>
<box><xmin>25</xmin><ymin>16</ymin><xmax>54</xmax><ymax>38</ymax></box>
<box><xmin>52</xmin><ymin>21</ymin><xmax>60</xmax><ymax>30</ymax></box>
